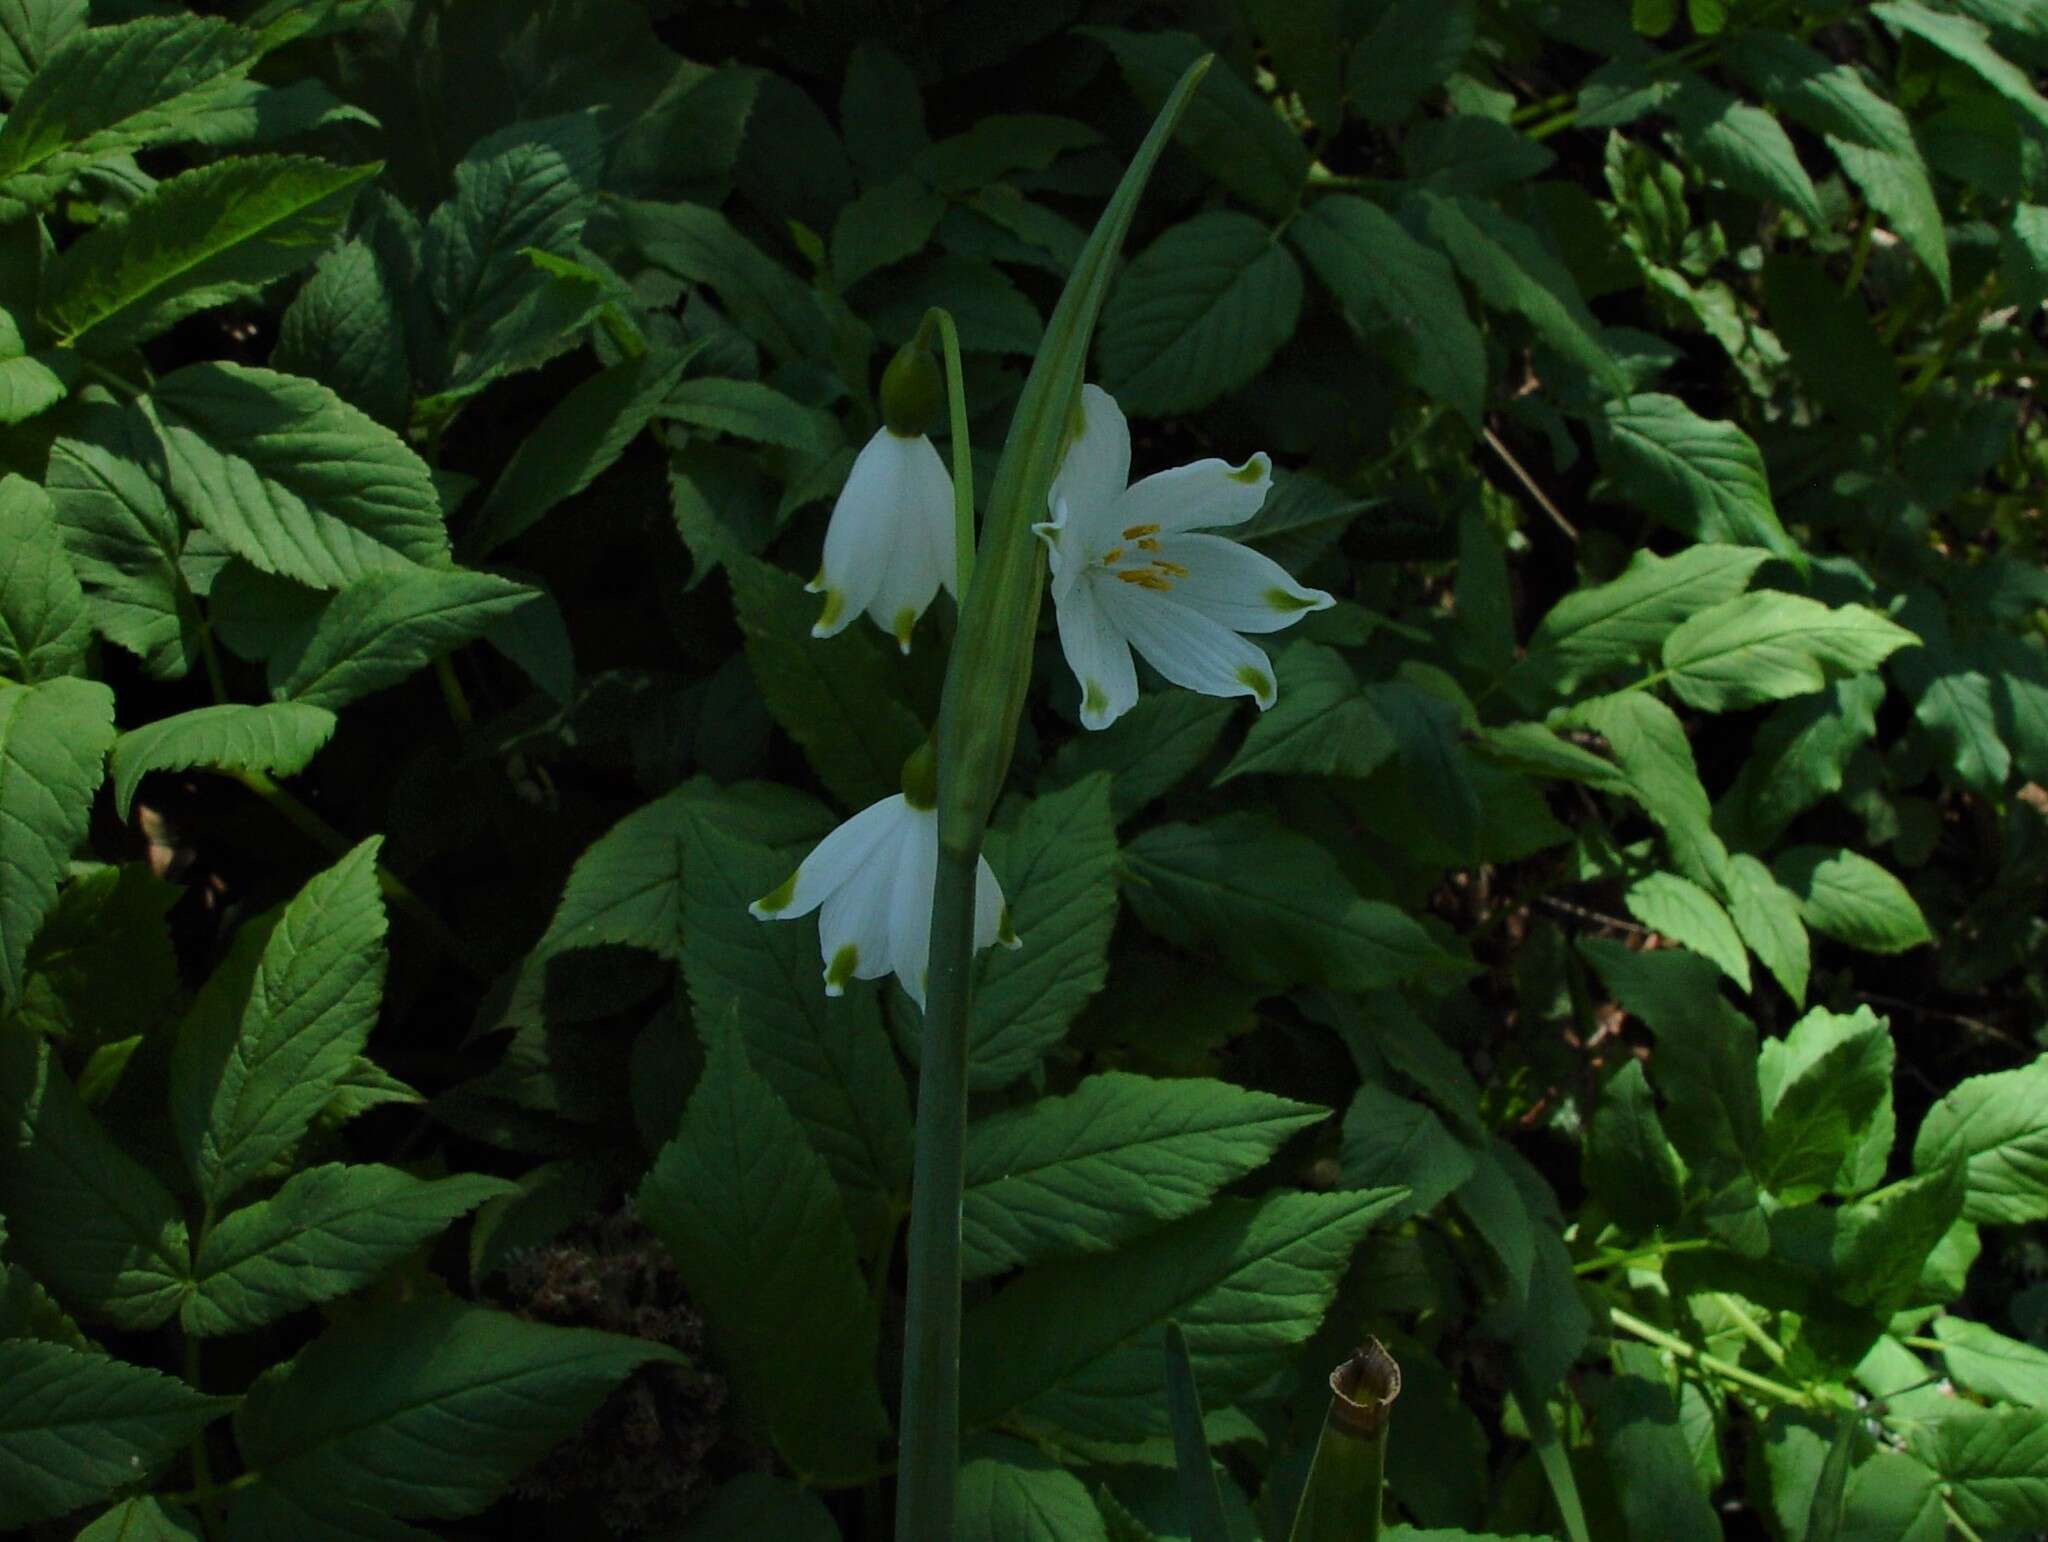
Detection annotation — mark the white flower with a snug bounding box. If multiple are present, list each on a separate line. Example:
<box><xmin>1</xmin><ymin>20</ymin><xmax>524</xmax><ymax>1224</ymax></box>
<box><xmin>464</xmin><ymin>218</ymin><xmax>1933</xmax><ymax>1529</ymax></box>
<box><xmin>809</xmin><ymin>427</ymin><xmax>956</xmax><ymax>653</ymax></box>
<box><xmin>1033</xmin><ymin>386</ymin><xmax>1333</xmax><ymax>730</ymax></box>
<box><xmin>749</xmin><ymin>793</ymin><xmax>1016</xmax><ymax>1008</ymax></box>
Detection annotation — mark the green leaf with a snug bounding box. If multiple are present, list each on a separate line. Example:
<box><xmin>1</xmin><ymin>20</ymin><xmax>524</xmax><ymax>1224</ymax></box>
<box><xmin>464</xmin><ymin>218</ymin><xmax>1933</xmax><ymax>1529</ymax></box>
<box><xmin>465</xmin><ymin>346</ymin><xmax>688</xmax><ymax>559</ymax></box>
<box><xmin>959</xmin><ymin>1435</ymin><xmax>1110</xmax><ymax>1541</ymax></box>
<box><xmin>40</xmin><ymin>155</ymin><xmax>375</xmax><ymax>351</ymax></box>
<box><xmin>1406</xmin><ymin>115</ymin><xmax>1558</xmax><ymax>195</ymax></box>
<box><xmin>0</xmin><ymin>0</ymin><xmax>86</xmax><ymax>101</ymax></box>
<box><xmin>1097</xmin><ymin>210</ymin><xmax>1302</xmax><ymax>415</ymax></box>
<box><xmin>0</xmin><ymin>473</ymin><xmax>89</xmax><ymax>682</ymax></box>
<box><xmin>1624</xmin><ymin>871</ymin><xmax>1749</xmax><ymax>990</ymax></box>
<box><xmin>1340</xmin><ymin>1081</ymin><xmax>1475</xmax><ymax>1221</ymax></box>
<box><xmin>183</xmin><ymin>1164</ymin><xmax>514</xmax><ymax>1337</ymax></box>
<box><xmin>14</xmin><ymin>861</ymin><xmax>178</xmax><ymax>1048</ymax></box>
<box><xmin>832</xmin><ymin>172</ymin><xmax>946</xmax><ymax>289</ymax></box>
<box><xmin>234</xmin><ymin>1297</ymin><xmax>679</xmax><ymax>1524</ymax></box>
<box><xmin>0</xmin><ymin>1339</ymin><xmax>226</xmax><ymax>1530</ymax></box>
<box><xmin>272</xmin><ymin>237</ymin><xmax>412</xmax><ymax>430</ymax></box>
<box><xmin>423</xmin><ymin>113</ymin><xmax>602</xmax><ymax>380</ymax></box>
<box><xmin>110</xmin><ymin>701</ymin><xmax>336</xmax><ymax>818</ymax></box>
<box><xmin>968</xmin><ymin>775</ymin><xmax>1118</xmax><ymax>1089</ymax></box>
<box><xmin>673</xmin><ymin>1473</ymin><xmax>841</xmax><ymax>1541</ymax></box>
<box><xmin>638</xmin><ymin>1017</ymin><xmax>888</xmax><ymax>1486</ymax></box>
<box><xmin>726</xmin><ymin>553</ymin><xmax>924</xmax><ymax>809</ymax></box>
<box><xmin>1718</xmin><ymin>676</ymin><xmax>1884</xmax><ymax>849</ymax></box>
<box><xmin>170</xmin><ymin>838</ymin><xmax>388</xmax><ymax>1210</ymax></box>
<box><xmin>961</xmin><ymin>1188</ymin><xmax>1406</xmax><ymax>1440</ymax></box>
<box><xmin>1912</xmin><ymin>1061</ymin><xmax>2048</xmax><ymax>1224</ymax></box>
<box><xmin>611</xmin><ymin>196</ymin><xmax>827</xmax><ymax>364</ymax></box>
<box><xmin>1726</xmin><ymin>853</ymin><xmax>1809</xmax><ymax>1004</ymax></box>
<box><xmin>0</xmin><ymin>1026</ymin><xmax>187</xmax><ymax>1327</ymax></box>
<box><xmin>1876</xmin><ymin>1</ymin><xmax>2048</xmax><ymax>135</ymax></box>
<box><xmin>1369</xmin><ymin>676</ymin><xmax>1482</xmax><ymax>862</ymax></box>
<box><xmin>1933</xmin><ymin>1316</ymin><xmax>2048</xmax><ymax>1406</ymax></box>
<box><xmin>275</xmin><ymin>564</ymin><xmax>538</xmax><ymax>710</ymax></box>
<box><xmin>1288</xmin><ymin>194</ymin><xmax>1485</xmax><ymax>425</ymax></box>
<box><xmin>1761</xmin><ymin>253</ymin><xmax>1900</xmax><ymax>429</ymax></box>
<box><xmin>1657</xmin><ymin>593</ymin><xmax>1915</xmax><ymax>710</ymax></box>
<box><xmin>1563</xmin><ymin>690</ymin><xmax>1729</xmax><ymax>891</ymax></box>
<box><xmin>1123</xmin><ymin>813</ymin><xmax>1462</xmax><ymax>991</ymax></box>
<box><xmin>417</xmin><ymin>250</ymin><xmax>608</xmax><ymax>413</ymax></box>
<box><xmin>1347</xmin><ymin>0</ymin><xmax>1474</xmax><ymax>123</ymax></box>
<box><xmin>1894</xmin><ymin>594</ymin><xmax>2009</xmax><ymax>796</ymax></box>
<box><xmin>1917</xmin><ymin>1405</ymin><xmax>2048</xmax><ymax>1533</ymax></box>
<box><xmin>46</xmin><ymin>403</ymin><xmax>198</xmax><ymax>679</ymax></box>
<box><xmin>76</xmin><ymin>1496</ymin><xmax>204</xmax><ymax>1542</ymax></box>
<box><xmin>1217</xmin><ymin>641</ymin><xmax>1395</xmax><ymax>784</ymax></box>
<box><xmin>1518</xmin><ymin>544</ymin><xmax>1768</xmax><ymax>699</ymax></box>
<box><xmin>1593</xmin><ymin>392</ymin><xmax>1797</xmax><ymax>558</ymax></box>
<box><xmin>962</xmin><ymin>1072</ymin><xmax>1326</xmax><ymax>1279</ymax></box>
<box><xmin>1839</xmin><ymin>1451</ymin><xmax>1945</xmax><ymax>1542</ymax></box>
<box><xmin>1586</xmin><ymin>1060</ymin><xmax>1686</xmax><ymax>1230</ymax></box>
<box><xmin>871</xmin><ymin>253</ymin><xmax>1042</xmax><ymax>357</ymax></box>
<box><xmin>1666</xmin><ymin>77</ymin><xmax>1825</xmax><ymax>227</ymax></box>
<box><xmin>1596</xmin><ymin>1342</ymin><xmax>1721</xmax><ymax>1542</ymax></box>
<box><xmin>1771</xmin><ymin>846</ymin><xmax>1931</xmax><ymax>954</ymax></box>
<box><xmin>146</xmin><ymin>362</ymin><xmax>447</xmax><ymax>589</ymax></box>
<box><xmin>662</xmin><ymin>376</ymin><xmax>837</xmax><ymax>455</ymax></box>
<box><xmin>0</xmin><ymin>311</ymin><xmax>75</xmax><ymax>425</ymax></box>
<box><xmin>0</xmin><ymin>675</ymin><xmax>114</xmax><ymax>1011</ymax></box>
<box><xmin>0</xmin><ymin>16</ymin><xmax>261</xmax><ymax>207</ymax></box>
<box><xmin>678</xmin><ymin>813</ymin><xmax>913</xmax><ymax>1243</ymax></box>
<box><xmin>915</xmin><ymin>114</ymin><xmax>1098</xmax><ymax>193</ymax></box>
<box><xmin>1416</xmin><ymin>192</ymin><xmax>1626</xmax><ymax>398</ymax></box>
<box><xmin>1041</xmin><ymin>692</ymin><xmax>1236</xmax><ymax>824</ymax></box>
<box><xmin>1757</xmin><ymin>1006</ymin><xmax>1893</xmax><ymax>1203</ymax></box>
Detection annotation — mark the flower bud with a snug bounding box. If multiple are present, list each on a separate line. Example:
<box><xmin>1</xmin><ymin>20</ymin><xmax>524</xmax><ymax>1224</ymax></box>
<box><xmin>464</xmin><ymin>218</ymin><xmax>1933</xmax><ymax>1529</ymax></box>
<box><xmin>880</xmin><ymin>337</ymin><xmax>943</xmax><ymax>437</ymax></box>
<box><xmin>900</xmin><ymin>738</ymin><xmax>938</xmax><ymax>810</ymax></box>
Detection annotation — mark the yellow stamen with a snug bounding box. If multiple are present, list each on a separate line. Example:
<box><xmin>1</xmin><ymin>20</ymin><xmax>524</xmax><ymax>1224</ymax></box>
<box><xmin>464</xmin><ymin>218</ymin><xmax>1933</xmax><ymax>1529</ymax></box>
<box><xmin>1155</xmin><ymin>560</ymin><xmax>1190</xmax><ymax>578</ymax></box>
<box><xmin>1136</xmin><ymin>537</ymin><xmax>1161</xmax><ymax>552</ymax></box>
<box><xmin>1099</xmin><ymin>547</ymin><xmax>1123</xmax><ymax>565</ymax></box>
<box><xmin>1121</xmin><ymin>522</ymin><xmax>1161</xmax><ymax>539</ymax></box>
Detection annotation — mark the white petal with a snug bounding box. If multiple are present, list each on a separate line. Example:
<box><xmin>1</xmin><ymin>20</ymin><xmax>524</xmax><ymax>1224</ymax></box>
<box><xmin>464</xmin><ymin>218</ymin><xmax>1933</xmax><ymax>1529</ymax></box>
<box><xmin>885</xmin><ymin>803</ymin><xmax>940</xmax><ymax>1008</ymax></box>
<box><xmin>973</xmin><ymin>853</ymin><xmax>1017</xmax><ymax>951</ymax></box>
<box><xmin>859</xmin><ymin>434</ymin><xmax>956</xmax><ymax>651</ymax></box>
<box><xmin>1047</xmin><ymin>384</ymin><xmax>1132</xmax><ymax>552</ymax></box>
<box><xmin>1033</xmin><ymin>496</ymin><xmax>1084</xmax><ymax>603</ymax></box>
<box><xmin>815</xmin><ymin>430</ymin><xmax>950</xmax><ymax>644</ymax></box>
<box><xmin>817</xmin><ymin>839</ymin><xmax>903</xmax><ymax>996</ymax></box>
<box><xmin>751</xmin><ymin>794</ymin><xmax>908</xmax><ymax>921</ymax></box>
<box><xmin>1056</xmin><ymin>572</ymin><xmax>1140</xmax><ymax>729</ymax></box>
<box><xmin>1150</xmin><ymin>533</ymin><xmax>1334</xmax><ymax>634</ymax></box>
<box><xmin>1098</xmin><ymin>580</ymin><xmax>1279</xmax><ymax>710</ymax></box>
<box><xmin>1112</xmin><ymin>451</ymin><xmax>1272</xmax><ymax>537</ymax></box>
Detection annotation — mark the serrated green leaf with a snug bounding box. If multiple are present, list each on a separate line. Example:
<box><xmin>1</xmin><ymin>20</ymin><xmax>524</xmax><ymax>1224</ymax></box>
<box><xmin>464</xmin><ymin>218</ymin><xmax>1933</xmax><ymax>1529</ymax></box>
<box><xmin>46</xmin><ymin>403</ymin><xmax>198</xmax><ymax>679</ymax></box>
<box><xmin>1596</xmin><ymin>1342</ymin><xmax>1721</xmax><ymax>1542</ymax></box>
<box><xmin>14</xmin><ymin>861</ymin><xmax>177</xmax><ymax>1048</ymax></box>
<box><xmin>1341</xmin><ymin>1081</ymin><xmax>1475</xmax><ymax>1221</ymax></box>
<box><xmin>639</xmin><ymin>1017</ymin><xmax>888</xmax><ymax>1485</ymax></box>
<box><xmin>726</xmin><ymin>552</ymin><xmax>924</xmax><ymax>809</ymax></box>
<box><xmin>40</xmin><ymin>155</ymin><xmax>375</xmax><ymax>351</ymax></box>
<box><xmin>1041</xmin><ymin>692</ymin><xmax>1235</xmax><ymax>824</ymax></box>
<box><xmin>235</xmin><ymin>1296</ymin><xmax>680</xmax><ymax>1524</ymax></box>
<box><xmin>1348</xmin><ymin>0</ymin><xmax>1474</xmax><ymax>123</ymax></box>
<box><xmin>1593</xmin><ymin>392</ymin><xmax>1797</xmax><ymax>557</ymax></box>
<box><xmin>968</xmin><ymin>775</ymin><xmax>1118</xmax><ymax>1089</ymax></box>
<box><xmin>272</xmin><ymin>237</ymin><xmax>412</xmax><ymax>430</ymax></box>
<box><xmin>275</xmin><ymin>564</ymin><xmax>537</xmax><ymax>709</ymax></box>
<box><xmin>1369</xmin><ymin>676</ymin><xmax>1482</xmax><ymax>861</ymax></box>
<box><xmin>678</xmin><ymin>813</ymin><xmax>912</xmax><ymax>1243</ymax></box>
<box><xmin>183</xmin><ymin>1164</ymin><xmax>512</xmax><ymax>1337</ymax></box>
<box><xmin>871</xmin><ymin>252</ymin><xmax>1042</xmax><ymax>357</ymax></box>
<box><xmin>672</xmin><ymin>1473</ymin><xmax>841</xmax><ymax>1541</ymax></box>
<box><xmin>661</xmin><ymin>375</ymin><xmax>836</xmax><ymax>454</ymax></box>
<box><xmin>962</xmin><ymin>1072</ymin><xmax>1326</xmax><ymax>1279</ymax></box>
<box><xmin>1658</xmin><ymin>592</ymin><xmax>1914</xmax><ymax>710</ymax></box>
<box><xmin>424</xmin><ymin>113</ymin><xmax>602</xmax><ymax>382</ymax></box>
<box><xmin>0</xmin><ymin>298</ymin><xmax>75</xmax><ymax>424</ymax></box>
<box><xmin>1917</xmin><ymin>1404</ymin><xmax>2048</xmax><ymax>1533</ymax></box>
<box><xmin>611</xmin><ymin>196</ymin><xmax>827</xmax><ymax>364</ymax></box>
<box><xmin>1912</xmin><ymin>1061</ymin><xmax>2048</xmax><ymax>1224</ymax></box>
<box><xmin>959</xmin><ymin>1435</ymin><xmax>1110</xmax><ymax>1541</ymax></box>
<box><xmin>914</xmin><ymin>113</ymin><xmax>1098</xmax><ymax>193</ymax></box>
<box><xmin>1216</xmin><ymin>641</ymin><xmax>1395</xmax><ymax>783</ymax></box>
<box><xmin>832</xmin><ymin>171</ymin><xmax>945</xmax><ymax>289</ymax></box>
<box><xmin>1586</xmin><ymin>1059</ymin><xmax>1686</xmax><ymax>1230</ymax></box>
<box><xmin>1123</xmin><ymin>813</ymin><xmax>1462</xmax><ymax>991</ymax></box>
<box><xmin>0</xmin><ymin>1339</ymin><xmax>226</xmax><ymax>1530</ymax></box>
<box><xmin>1666</xmin><ymin>76</ymin><xmax>1825</xmax><ymax>226</ymax></box>
<box><xmin>0</xmin><ymin>1026</ymin><xmax>187</xmax><ymax>1326</ymax></box>
<box><xmin>1726</xmin><ymin>853</ymin><xmax>1809</xmax><ymax>1004</ymax></box>
<box><xmin>962</xmin><ymin>1188</ymin><xmax>1405</xmax><ymax>1440</ymax></box>
<box><xmin>1517</xmin><ymin>544</ymin><xmax>1768</xmax><ymax>699</ymax></box>
<box><xmin>0</xmin><ymin>16</ymin><xmax>261</xmax><ymax>207</ymax></box>
<box><xmin>1289</xmin><ymin>194</ymin><xmax>1484</xmax><ymax>425</ymax></box>
<box><xmin>1761</xmin><ymin>252</ymin><xmax>1899</xmax><ymax>428</ymax></box>
<box><xmin>1098</xmin><ymin>210</ymin><xmax>1301</xmax><ymax>415</ymax></box>
<box><xmin>0</xmin><ymin>472</ymin><xmax>88</xmax><ymax>682</ymax></box>
<box><xmin>1772</xmin><ymin>846</ymin><xmax>1931</xmax><ymax>954</ymax></box>
<box><xmin>111</xmin><ymin>701</ymin><xmax>336</xmax><ymax>818</ymax></box>
<box><xmin>1563</xmin><ymin>689</ymin><xmax>1730</xmax><ymax>890</ymax></box>
<box><xmin>0</xmin><ymin>0</ymin><xmax>86</xmax><ymax>101</ymax></box>
<box><xmin>76</xmin><ymin>1496</ymin><xmax>203</xmax><ymax>1542</ymax></box>
<box><xmin>1405</xmin><ymin>115</ymin><xmax>1557</xmax><ymax>194</ymax></box>
<box><xmin>1877</xmin><ymin>1</ymin><xmax>2048</xmax><ymax>134</ymax></box>
<box><xmin>1718</xmin><ymin>676</ymin><xmax>1884</xmax><ymax>849</ymax></box>
<box><xmin>171</xmin><ymin>839</ymin><xmax>388</xmax><ymax>1210</ymax></box>
<box><xmin>0</xmin><ymin>675</ymin><xmax>113</xmax><ymax>1011</ymax></box>
<box><xmin>1894</xmin><ymin>594</ymin><xmax>2009</xmax><ymax>796</ymax></box>
<box><xmin>1086</xmin><ymin>28</ymin><xmax>1306</xmax><ymax>216</ymax></box>
<box><xmin>146</xmin><ymin>362</ymin><xmax>446</xmax><ymax>589</ymax></box>
<box><xmin>1933</xmin><ymin>1315</ymin><xmax>2048</xmax><ymax>1406</ymax></box>
<box><xmin>1757</xmin><ymin>1005</ymin><xmax>1893</xmax><ymax>1203</ymax></box>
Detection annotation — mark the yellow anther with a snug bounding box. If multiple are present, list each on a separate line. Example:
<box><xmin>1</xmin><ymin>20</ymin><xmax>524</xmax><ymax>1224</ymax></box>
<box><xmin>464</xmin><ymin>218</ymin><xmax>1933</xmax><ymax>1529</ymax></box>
<box><xmin>1115</xmin><ymin>568</ymin><xmax>1153</xmax><ymax>584</ymax></box>
<box><xmin>1121</xmin><ymin>522</ymin><xmax>1161</xmax><ymax>539</ymax></box>
<box><xmin>1135</xmin><ymin>537</ymin><xmax>1161</xmax><ymax>552</ymax></box>
<box><xmin>1100</xmin><ymin>547</ymin><xmax>1123</xmax><ymax>565</ymax></box>
<box><xmin>1155</xmin><ymin>560</ymin><xmax>1190</xmax><ymax>578</ymax></box>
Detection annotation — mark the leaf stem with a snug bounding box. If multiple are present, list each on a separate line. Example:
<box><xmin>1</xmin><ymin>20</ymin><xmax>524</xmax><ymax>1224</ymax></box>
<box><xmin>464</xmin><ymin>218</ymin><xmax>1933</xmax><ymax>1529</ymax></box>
<box><xmin>1571</xmin><ymin>1236</ymin><xmax>1715</xmax><ymax>1276</ymax></box>
<box><xmin>922</xmin><ymin>307</ymin><xmax>976</xmax><ymax>602</ymax></box>
<box><xmin>1609</xmin><ymin>1306</ymin><xmax>1814</xmax><ymax>1407</ymax></box>
<box><xmin>229</xmin><ymin>767</ymin><xmax>489</xmax><ymax>979</ymax></box>
<box><xmin>434</xmin><ymin>654</ymin><xmax>474</xmax><ymax>731</ymax></box>
<box><xmin>1712</xmin><ymin>1292</ymin><xmax>1789</xmax><ymax>1366</ymax></box>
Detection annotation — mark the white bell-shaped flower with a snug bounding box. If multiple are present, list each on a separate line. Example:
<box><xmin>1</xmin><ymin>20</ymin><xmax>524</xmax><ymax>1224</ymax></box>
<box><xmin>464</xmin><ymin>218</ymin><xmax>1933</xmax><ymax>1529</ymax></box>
<box><xmin>1034</xmin><ymin>386</ymin><xmax>1333</xmax><ymax>730</ymax></box>
<box><xmin>809</xmin><ymin>427</ymin><xmax>957</xmax><ymax>654</ymax></box>
<box><xmin>750</xmin><ymin>786</ymin><xmax>1016</xmax><ymax>1009</ymax></box>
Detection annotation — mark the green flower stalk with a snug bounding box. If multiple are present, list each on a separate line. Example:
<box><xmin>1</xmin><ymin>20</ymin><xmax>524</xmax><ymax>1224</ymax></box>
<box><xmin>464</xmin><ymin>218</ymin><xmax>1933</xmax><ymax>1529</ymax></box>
<box><xmin>892</xmin><ymin>53</ymin><xmax>1214</xmax><ymax>1540</ymax></box>
<box><xmin>1289</xmin><ymin>1340</ymin><xmax>1402</xmax><ymax>1542</ymax></box>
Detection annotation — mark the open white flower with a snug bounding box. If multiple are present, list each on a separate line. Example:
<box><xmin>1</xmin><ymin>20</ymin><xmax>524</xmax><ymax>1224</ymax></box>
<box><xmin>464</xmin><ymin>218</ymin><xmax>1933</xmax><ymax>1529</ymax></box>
<box><xmin>749</xmin><ymin>791</ymin><xmax>1016</xmax><ymax>1008</ymax></box>
<box><xmin>1034</xmin><ymin>386</ymin><xmax>1333</xmax><ymax>730</ymax></box>
<box><xmin>809</xmin><ymin>427</ymin><xmax>956</xmax><ymax>653</ymax></box>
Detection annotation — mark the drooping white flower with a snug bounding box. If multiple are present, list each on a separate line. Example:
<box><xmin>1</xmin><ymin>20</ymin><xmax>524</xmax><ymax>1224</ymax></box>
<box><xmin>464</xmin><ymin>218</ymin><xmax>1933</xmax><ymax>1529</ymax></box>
<box><xmin>749</xmin><ymin>791</ymin><xmax>1016</xmax><ymax>1008</ymax></box>
<box><xmin>809</xmin><ymin>427</ymin><xmax>956</xmax><ymax>653</ymax></box>
<box><xmin>1034</xmin><ymin>386</ymin><xmax>1333</xmax><ymax>730</ymax></box>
